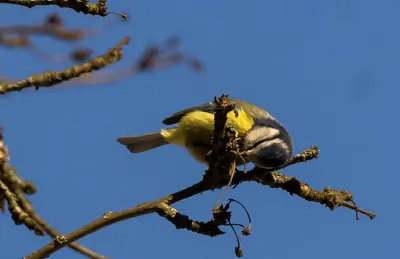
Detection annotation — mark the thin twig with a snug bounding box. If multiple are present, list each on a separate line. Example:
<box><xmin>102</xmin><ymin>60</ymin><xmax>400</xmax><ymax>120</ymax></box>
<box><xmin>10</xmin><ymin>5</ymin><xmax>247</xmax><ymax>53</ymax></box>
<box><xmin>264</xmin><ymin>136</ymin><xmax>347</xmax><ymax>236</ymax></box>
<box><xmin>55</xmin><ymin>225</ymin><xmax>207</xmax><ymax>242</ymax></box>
<box><xmin>0</xmin><ymin>129</ymin><xmax>108</xmax><ymax>259</ymax></box>
<box><xmin>236</xmin><ymin>162</ymin><xmax>376</xmax><ymax>220</ymax></box>
<box><xmin>0</xmin><ymin>36</ymin><xmax>130</xmax><ymax>94</ymax></box>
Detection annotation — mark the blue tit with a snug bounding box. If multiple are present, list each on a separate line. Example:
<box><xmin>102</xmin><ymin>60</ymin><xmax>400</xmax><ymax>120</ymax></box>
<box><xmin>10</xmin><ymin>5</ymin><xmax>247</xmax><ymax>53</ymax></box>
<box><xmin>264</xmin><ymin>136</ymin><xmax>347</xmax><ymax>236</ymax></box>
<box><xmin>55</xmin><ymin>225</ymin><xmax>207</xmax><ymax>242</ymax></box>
<box><xmin>117</xmin><ymin>98</ymin><xmax>293</xmax><ymax>169</ymax></box>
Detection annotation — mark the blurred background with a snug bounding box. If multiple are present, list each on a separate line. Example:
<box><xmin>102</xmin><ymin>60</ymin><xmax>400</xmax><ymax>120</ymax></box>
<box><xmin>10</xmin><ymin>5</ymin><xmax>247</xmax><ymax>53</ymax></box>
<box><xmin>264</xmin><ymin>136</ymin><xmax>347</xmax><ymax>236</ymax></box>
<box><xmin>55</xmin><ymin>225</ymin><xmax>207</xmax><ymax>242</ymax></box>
<box><xmin>0</xmin><ymin>1</ymin><xmax>397</xmax><ymax>258</ymax></box>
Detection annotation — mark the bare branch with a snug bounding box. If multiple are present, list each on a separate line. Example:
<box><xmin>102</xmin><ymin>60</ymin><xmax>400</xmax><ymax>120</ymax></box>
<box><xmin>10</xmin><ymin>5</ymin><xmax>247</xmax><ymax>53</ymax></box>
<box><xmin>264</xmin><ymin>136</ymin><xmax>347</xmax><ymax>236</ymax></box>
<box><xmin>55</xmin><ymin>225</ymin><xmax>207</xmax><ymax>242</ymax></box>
<box><xmin>0</xmin><ymin>0</ymin><xmax>125</xmax><ymax>18</ymax></box>
<box><xmin>0</xmin><ymin>36</ymin><xmax>130</xmax><ymax>94</ymax></box>
<box><xmin>0</xmin><ymin>129</ymin><xmax>108</xmax><ymax>259</ymax></box>
<box><xmin>52</xmin><ymin>36</ymin><xmax>204</xmax><ymax>87</ymax></box>
<box><xmin>23</xmin><ymin>94</ymin><xmax>376</xmax><ymax>259</ymax></box>
<box><xmin>235</xmin><ymin>148</ymin><xmax>376</xmax><ymax>220</ymax></box>
<box><xmin>203</xmin><ymin>94</ymin><xmax>237</xmax><ymax>189</ymax></box>
<box><xmin>0</xmin><ymin>13</ymin><xmax>98</xmax><ymax>42</ymax></box>
<box><xmin>0</xmin><ymin>36</ymin><xmax>203</xmax><ymax>89</ymax></box>
<box><xmin>133</xmin><ymin>36</ymin><xmax>203</xmax><ymax>73</ymax></box>
<box><xmin>157</xmin><ymin>203</ymin><xmax>225</xmax><ymax>236</ymax></box>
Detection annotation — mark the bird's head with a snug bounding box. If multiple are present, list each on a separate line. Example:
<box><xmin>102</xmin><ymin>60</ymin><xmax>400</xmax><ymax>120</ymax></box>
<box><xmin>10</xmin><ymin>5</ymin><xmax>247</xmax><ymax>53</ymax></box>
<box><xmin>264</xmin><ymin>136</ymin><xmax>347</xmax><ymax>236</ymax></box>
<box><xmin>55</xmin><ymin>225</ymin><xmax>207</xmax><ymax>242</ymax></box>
<box><xmin>242</xmin><ymin>124</ymin><xmax>293</xmax><ymax>169</ymax></box>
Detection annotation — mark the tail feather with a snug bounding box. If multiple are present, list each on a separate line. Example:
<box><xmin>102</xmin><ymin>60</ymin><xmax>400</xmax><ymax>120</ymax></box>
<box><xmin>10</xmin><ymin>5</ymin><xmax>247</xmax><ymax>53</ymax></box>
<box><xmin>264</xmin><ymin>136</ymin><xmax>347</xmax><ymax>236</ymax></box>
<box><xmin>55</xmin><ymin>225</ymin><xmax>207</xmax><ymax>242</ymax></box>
<box><xmin>117</xmin><ymin>132</ymin><xmax>168</xmax><ymax>153</ymax></box>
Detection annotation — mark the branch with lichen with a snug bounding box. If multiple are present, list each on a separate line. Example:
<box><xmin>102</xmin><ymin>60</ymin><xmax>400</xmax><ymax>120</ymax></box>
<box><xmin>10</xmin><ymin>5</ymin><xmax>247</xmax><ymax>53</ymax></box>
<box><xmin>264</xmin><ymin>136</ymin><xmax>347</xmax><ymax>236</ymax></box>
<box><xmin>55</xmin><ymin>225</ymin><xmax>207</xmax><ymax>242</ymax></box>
<box><xmin>24</xmin><ymin>94</ymin><xmax>376</xmax><ymax>259</ymax></box>
<box><xmin>44</xmin><ymin>36</ymin><xmax>203</xmax><ymax>87</ymax></box>
<box><xmin>0</xmin><ymin>36</ymin><xmax>130</xmax><ymax>94</ymax></box>
<box><xmin>0</xmin><ymin>129</ymin><xmax>108</xmax><ymax>259</ymax></box>
<box><xmin>0</xmin><ymin>35</ymin><xmax>203</xmax><ymax>89</ymax></box>
<box><xmin>202</xmin><ymin>95</ymin><xmax>237</xmax><ymax>190</ymax></box>
<box><xmin>0</xmin><ymin>0</ymin><xmax>126</xmax><ymax>18</ymax></box>
<box><xmin>235</xmin><ymin>149</ymin><xmax>375</xmax><ymax>220</ymax></box>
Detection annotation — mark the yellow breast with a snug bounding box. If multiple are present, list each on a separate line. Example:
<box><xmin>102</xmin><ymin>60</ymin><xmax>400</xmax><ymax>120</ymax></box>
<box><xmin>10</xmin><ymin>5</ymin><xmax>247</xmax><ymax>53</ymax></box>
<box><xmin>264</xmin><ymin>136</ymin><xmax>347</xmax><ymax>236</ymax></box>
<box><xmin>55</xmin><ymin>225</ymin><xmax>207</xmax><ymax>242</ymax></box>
<box><xmin>161</xmin><ymin>109</ymin><xmax>254</xmax><ymax>146</ymax></box>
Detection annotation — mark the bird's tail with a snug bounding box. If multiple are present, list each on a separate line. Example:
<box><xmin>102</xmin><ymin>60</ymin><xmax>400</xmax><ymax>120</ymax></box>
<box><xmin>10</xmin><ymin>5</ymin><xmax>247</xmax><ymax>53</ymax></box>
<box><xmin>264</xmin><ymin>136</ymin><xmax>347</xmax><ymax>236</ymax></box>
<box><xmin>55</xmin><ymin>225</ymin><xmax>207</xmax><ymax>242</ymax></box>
<box><xmin>117</xmin><ymin>132</ymin><xmax>168</xmax><ymax>153</ymax></box>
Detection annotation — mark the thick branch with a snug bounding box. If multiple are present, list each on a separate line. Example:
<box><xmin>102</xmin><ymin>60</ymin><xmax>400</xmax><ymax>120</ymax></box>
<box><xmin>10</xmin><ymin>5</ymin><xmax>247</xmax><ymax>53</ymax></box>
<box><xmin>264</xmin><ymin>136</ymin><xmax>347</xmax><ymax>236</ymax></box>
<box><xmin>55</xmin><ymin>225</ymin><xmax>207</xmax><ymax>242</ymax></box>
<box><xmin>203</xmin><ymin>94</ymin><xmax>237</xmax><ymax>189</ymax></box>
<box><xmin>0</xmin><ymin>36</ymin><xmax>130</xmax><ymax>94</ymax></box>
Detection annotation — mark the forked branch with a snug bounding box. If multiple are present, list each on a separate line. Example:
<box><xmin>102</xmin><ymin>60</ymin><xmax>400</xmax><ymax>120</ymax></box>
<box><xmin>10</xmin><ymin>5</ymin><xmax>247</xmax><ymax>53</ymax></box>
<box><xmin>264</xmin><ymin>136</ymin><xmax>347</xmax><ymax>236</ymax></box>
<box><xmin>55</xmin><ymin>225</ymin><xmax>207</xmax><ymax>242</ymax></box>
<box><xmin>0</xmin><ymin>129</ymin><xmax>108</xmax><ymax>259</ymax></box>
<box><xmin>24</xmin><ymin>95</ymin><xmax>376</xmax><ymax>259</ymax></box>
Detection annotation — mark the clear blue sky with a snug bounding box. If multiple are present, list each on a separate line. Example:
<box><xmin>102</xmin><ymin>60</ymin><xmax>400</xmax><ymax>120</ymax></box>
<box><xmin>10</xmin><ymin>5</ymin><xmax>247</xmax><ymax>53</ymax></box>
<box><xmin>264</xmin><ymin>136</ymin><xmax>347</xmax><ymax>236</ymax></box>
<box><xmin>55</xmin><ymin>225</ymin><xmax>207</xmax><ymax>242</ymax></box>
<box><xmin>0</xmin><ymin>1</ymin><xmax>396</xmax><ymax>258</ymax></box>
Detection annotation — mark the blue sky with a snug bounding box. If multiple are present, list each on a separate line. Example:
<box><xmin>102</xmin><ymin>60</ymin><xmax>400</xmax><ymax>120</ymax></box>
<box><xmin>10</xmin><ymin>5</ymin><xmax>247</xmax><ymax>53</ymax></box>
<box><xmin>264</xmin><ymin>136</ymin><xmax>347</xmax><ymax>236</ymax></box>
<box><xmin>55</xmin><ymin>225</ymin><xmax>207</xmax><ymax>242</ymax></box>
<box><xmin>0</xmin><ymin>1</ymin><xmax>397</xmax><ymax>258</ymax></box>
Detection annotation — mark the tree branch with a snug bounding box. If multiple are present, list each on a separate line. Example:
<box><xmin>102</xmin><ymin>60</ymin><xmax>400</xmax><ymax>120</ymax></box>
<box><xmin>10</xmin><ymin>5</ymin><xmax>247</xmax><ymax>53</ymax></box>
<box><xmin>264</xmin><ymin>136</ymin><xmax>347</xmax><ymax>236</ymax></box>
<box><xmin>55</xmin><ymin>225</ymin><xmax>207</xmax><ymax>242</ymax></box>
<box><xmin>0</xmin><ymin>36</ymin><xmax>130</xmax><ymax>94</ymax></box>
<box><xmin>203</xmin><ymin>94</ymin><xmax>237</xmax><ymax>190</ymax></box>
<box><xmin>0</xmin><ymin>0</ymin><xmax>124</xmax><ymax>17</ymax></box>
<box><xmin>0</xmin><ymin>129</ymin><xmax>109</xmax><ymax>259</ymax></box>
<box><xmin>24</xmin><ymin>95</ymin><xmax>376</xmax><ymax>259</ymax></box>
<box><xmin>236</xmin><ymin>152</ymin><xmax>376</xmax><ymax>220</ymax></box>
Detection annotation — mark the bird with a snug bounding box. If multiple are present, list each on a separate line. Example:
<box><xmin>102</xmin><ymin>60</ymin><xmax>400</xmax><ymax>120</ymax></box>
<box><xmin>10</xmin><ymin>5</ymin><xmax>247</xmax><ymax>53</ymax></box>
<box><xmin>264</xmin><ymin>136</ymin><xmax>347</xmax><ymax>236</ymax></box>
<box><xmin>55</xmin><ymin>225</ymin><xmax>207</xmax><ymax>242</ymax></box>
<box><xmin>117</xmin><ymin>98</ymin><xmax>293</xmax><ymax>169</ymax></box>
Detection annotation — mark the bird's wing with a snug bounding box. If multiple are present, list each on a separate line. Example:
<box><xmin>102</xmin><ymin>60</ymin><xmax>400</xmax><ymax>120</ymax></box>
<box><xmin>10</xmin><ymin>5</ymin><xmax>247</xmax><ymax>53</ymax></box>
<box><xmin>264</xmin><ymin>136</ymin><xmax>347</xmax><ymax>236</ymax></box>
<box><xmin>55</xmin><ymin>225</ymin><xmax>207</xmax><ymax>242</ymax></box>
<box><xmin>162</xmin><ymin>98</ymin><xmax>269</xmax><ymax>125</ymax></box>
<box><xmin>162</xmin><ymin>101</ymin><xmax>215</xmax><ymax>125</ymax></box>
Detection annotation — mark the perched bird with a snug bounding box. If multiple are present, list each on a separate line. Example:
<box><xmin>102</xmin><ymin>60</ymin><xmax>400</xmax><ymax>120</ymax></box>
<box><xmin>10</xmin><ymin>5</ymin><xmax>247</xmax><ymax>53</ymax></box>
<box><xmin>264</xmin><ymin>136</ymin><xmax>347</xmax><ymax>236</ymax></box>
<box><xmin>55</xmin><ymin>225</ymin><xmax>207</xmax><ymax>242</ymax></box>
<box><xmin>117</xmin><ymin>98</ymin><xmax>293</xmax><ymax>169</ymax></box>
